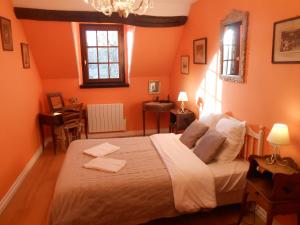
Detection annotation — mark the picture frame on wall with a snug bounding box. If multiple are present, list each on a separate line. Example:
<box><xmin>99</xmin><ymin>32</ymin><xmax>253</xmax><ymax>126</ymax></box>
<box><xmin>180</xmin><ymin>56</ymin><xmax>189</xmax><ymax>74</ymax></box>
<box><xmin>272</xmin><ymin>16</ymin><xmax>300</xmax><ymax>64</ymax></box>
<box><xmin>148</xmin><ymin>80</ymin><xmax>160</xmax><ymax>94</ymax></box>
<box><xmin>21</xmin><ymin>43</ymin><xmax>30</xmax><ymax>69</ymax></box>
<box><xmin>193</xmin><ymin>38</ymin><xmax>207</xmax><ymax>64</ymax></box>
<box><xmin>0</xmin><ymin>17</ymin><xmax>13</xmax><ymax>51</ymax></box>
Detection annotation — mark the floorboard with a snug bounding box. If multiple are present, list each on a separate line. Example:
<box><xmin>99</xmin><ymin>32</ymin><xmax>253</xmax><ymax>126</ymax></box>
<box><xmin>0</xmin><ymin>143</ymin><xmax>263</xmax><ymax>225</ymax></box>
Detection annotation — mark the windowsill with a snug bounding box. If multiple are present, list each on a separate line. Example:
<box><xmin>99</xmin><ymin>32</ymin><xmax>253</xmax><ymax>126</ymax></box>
<box><xmin>80</xmin><ymin>82</ymin><xmax>130</xmax><ymax>89</ymax></box>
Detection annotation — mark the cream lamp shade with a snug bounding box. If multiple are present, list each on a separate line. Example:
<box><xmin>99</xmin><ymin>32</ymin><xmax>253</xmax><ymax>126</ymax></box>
<box><xmin>177</xmin><ymin>92</ymin><xmax>188</xmax><ymax>102</ymax></box>
<box><xmin>267</xmin><ymin>123</ymin><xmax>290</xmax><ymax>145</ymax></box>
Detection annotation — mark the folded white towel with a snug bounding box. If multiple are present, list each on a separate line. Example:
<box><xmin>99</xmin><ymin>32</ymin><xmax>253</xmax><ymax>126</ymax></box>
<box><xmin>83</xmin><ymin>142</ymin><xmax>120</xmax><ymax>157</ymax></box>
<box><xmin>83</xmin><ymin>157</ymin><xmax>126</xmax><ymax>173</ymax></box>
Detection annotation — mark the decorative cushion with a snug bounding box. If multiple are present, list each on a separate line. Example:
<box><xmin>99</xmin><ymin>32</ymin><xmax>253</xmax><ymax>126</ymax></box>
<box><xmin>179</xmin><ymin>120</ymin><xmax>209</xmax><ymax>149</ymax></box>
<box><xmin>199</xmin><ymin>113</ymin><xmax>227</xmax><ymax>129</ymax></box>
<box><xmin>193</xmin><ymin>130</ymin><xmax>226</xmax><ymax>164</ymax></box>
<box><xmin>215</xmin><ymin>118</ymin><xmax>246</xmax><ymax>162</ymax></box>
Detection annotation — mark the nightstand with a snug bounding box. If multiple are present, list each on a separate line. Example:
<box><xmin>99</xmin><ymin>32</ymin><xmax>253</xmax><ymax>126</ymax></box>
<box><xmin>169</xmin><ymin>109</ymin><xmax>195</xmax><ymax>133</ymax></box>
<box><xmin>237</xmin><ymin>155</ymin><xmax>300</xmax><ymax>225</ymax></box>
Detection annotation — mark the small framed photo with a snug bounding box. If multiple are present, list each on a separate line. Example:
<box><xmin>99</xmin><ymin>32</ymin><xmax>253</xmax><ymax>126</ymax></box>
<box><xmin>0</xmin><ymin>17</ymin><xmax>13</xmax><ymax>51</ymax></box>
<box><xmin>148</xmin><ymin>80</ymin><xmax>160</xmax><ymax>94</ymax></box>
<box><xmin>181</xmin><ymin>56</ymin><xmax>189</xmax><ymax>74</ymax></box>
<box><xmin>272</xmin><ymin>16</ymin><xmax>300</xmax><ymax>64</ymax></box>
<box><xmin>21</xmin><ymin>43</ymin><xmax>30</xmax><ymax>69</ymax></box>
<box><xmin>193</xmin><ymin>38</ymin><xmax>207</xmax><ymax>64</ymax></box>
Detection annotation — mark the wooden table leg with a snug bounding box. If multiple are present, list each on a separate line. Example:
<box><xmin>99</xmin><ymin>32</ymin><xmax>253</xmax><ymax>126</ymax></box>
<box><xmin>39</xmin><ymin>123</ymin><xmax>45</xmax><ymax>152</ymax></box>
<box><xmin>266</xmin><ymin>211</ymin><xmax>274</xmax><ymax>225</ymax></box>
<box><xmin>156</xmin><ymin>112</ymin><xmax>160</xmax><ymax>133</ymax></box>
<box><xmin>237</xmin><ymin>190</ymin><xmax>249</xmax><ymax>225</ymax></box>
<box><xmin>84</xmin><ymin>118</ymin><xmax>88</xmax><ymax>138</ymax></box>
<box><xmin>143</xmin><ymin>110</ymin><xmax>146</xmax><ymax>136</ymax></box>
<box><xmin>50</xmin><ymin>126</ymin><xmax>57</xmax><ymax>154</ymax></box>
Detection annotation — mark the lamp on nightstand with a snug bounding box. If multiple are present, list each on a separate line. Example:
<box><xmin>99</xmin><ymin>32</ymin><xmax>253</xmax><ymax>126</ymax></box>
<box><xmin>266</xmin><ymin>123</ymin><xmax>290</xmax><ymax>164</ymax></box>
<box><xmin>177</xmin><ymin>91</ymin><xmax>188</xmax><ymax>113</ymax></box>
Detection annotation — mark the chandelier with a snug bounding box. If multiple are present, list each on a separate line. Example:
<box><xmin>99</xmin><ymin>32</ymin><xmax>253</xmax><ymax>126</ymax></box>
<box><xmin>84</xmin><ymin>0</ymin><xmax>153</xmax><ymax>18</ymax></box>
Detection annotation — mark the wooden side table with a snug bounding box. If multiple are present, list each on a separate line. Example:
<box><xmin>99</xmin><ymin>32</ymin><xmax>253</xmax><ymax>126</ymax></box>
<box><xmin>169</xmin><ymin>109</ymin><xmax>195</xmax><ymax>133</ymax></box>
<box><xmin>237</xmin><ymin>155</ymin><xmax>300</xmax><ymax>225</ymax></box>
<box><xmin>142</xmin><ymin>101</ymin><xmax>175</xmax><ymax>136</ymax></box>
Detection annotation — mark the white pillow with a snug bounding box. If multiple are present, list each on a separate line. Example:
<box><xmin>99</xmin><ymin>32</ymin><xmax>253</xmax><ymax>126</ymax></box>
<box><xmin>199</xmin><ymin>113</ymin><xmax>227</xmax><ymax>129</ymax></box>
<box><xmin>215</xmin><ymin>118</ymin><xmax>246</xmax><ymax>162</ymax></box>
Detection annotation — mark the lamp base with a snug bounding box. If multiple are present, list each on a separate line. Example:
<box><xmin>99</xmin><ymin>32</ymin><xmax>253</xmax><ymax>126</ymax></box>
<box><xmin>266</xmin><ymin>153</ymin><xmax>281</xmax><ymax>165</ymax></box>
<box><xmin>180</xmin><ymin>101</ymin><xmax>185</xmax><ymax>113</ymax></box>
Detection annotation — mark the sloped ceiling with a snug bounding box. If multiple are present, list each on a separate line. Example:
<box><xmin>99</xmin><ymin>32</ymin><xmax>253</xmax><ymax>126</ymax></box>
<box><xmin>13</xmin><ymin>0</ymin><xmax>198</xmax><ymax>16</ymax></box>
<box><xmin>22</xmin><ymin>20</ymin><xmax>184</xmax><ymax>79</ymax></box>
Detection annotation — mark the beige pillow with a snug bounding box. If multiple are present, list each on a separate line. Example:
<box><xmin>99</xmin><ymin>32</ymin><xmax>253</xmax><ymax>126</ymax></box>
<box><xmin>193</xmin><ymin>130</ymin><xmax>226</xmax><ymax>164</ymax></box>
<box><xmin>199</xmin><ymin>113</ymin><xmax>228</xmax><ymax>129</ymax></box>
<box><xmin>215</xmin><ymin>118</ymin><xmax>246</xmax><ymax>162</ymax></box>
<box><xmin>179</xmin><ymin>120</ymin><xmax>208</xmax><ymax>149</ymax></box>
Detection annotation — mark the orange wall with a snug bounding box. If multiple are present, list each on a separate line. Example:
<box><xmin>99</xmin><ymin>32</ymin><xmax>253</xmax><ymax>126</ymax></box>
<box><xmin>170</xmin><ymin>0</ymin><xmax>300</xmax><ymax>224</ymax></box>
<box><xmin>22</xmin><ymin>21</ymin><xmax>184</xmax><ymax>130</ymax></box>
<box><xmin>0</xmin><ymin>0</ymin><xmax>43</xmax><ymax>200</ymax></box>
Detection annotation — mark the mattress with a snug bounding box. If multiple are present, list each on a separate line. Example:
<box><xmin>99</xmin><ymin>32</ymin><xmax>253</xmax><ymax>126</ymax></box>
<box><xmin>209</xmin><ymin>160</ymin><xmax>249</xmax><ymax>193</ymax></box>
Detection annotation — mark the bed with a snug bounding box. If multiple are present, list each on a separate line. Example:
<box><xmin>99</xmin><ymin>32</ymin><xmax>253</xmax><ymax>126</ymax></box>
<box><xmin>49</xmin><ymin>117</ymin><xmax>264</xmax><ymax>225</ymax></box>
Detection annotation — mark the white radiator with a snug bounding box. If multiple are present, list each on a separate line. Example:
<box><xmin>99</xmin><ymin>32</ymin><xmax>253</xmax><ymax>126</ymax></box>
<box><xmin>87</xmin><ymin>103</ymin><xmax>126</xmax><ymax>133</ymax></box>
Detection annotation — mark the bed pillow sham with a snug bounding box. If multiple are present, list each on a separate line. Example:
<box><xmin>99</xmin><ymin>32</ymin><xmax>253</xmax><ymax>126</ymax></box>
<box><xmin>193</xmin><ymin>130</ymin><xmax>226</xmax><ymax>164</ymax></box>
<box><xmin>215</xmin><ymin>117</ymin><xmax>246</xmax><ymax>162</ymax></box>
<box><xmin>199</xmin><ymin>112</ymin><xmax>227</xmax><ymax>129</ymax></box>
<box><xmin>179</xmin><ymin>120</ymin><xmax>209</xmax><ymax>149</ymax></box>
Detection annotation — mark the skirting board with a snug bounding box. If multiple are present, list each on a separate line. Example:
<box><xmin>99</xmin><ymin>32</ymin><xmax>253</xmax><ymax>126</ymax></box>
<box><xmin>0</xmin><ymin>139</ymin><xmax>50</xmax><ymax>215</ymax></box>
<box><xmin>88</xmin><ymin>128</ymin><xmax>170</xmax><ymax>139</ymax></box>
<box><xmin>256</xmin><ymin>205</ymin><xmax>281</xmax><ymax>225</ymax></box>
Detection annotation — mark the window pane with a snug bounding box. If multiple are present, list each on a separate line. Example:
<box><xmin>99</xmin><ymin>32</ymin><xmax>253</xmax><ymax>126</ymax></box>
<box><xmin>110</xmin><ymin>64</ymin><xmax>119</xmax><ymax>78</ymax></box>
<box><xmin>86</xmin><ymin>31</ymin><xmax>97</xmax><ymax>46</ymax></box>
<box><xmin>87</xmin><ymin>48</ymin><xmax>97</xmax><ymax>63</ymax></box>
<box><xmin>99</xmin><ymin>64</ymin><xmax>109</xmax><ymax>79</ymax></box>
<box><xmin>108</xmin><ymin>31</ymin><xmax>118</xmax><ymax>46</ymax></box>
<box><xmin>109</xmin><ymin>48</ymin><xmax>119</xmax><ymax>62</ymax></box>
<box><xmin>97</xmin><ymin>31</ymin><xmax>107</xmax><ymax>46</ymax></box>
<box><xmin>88</xmin><ymin>64</ymin><xmax>98</xmax><ymax>79</ymax></box>
<box><xmin>98</xmin><ymin>48</ymin><xmax>108</xmax><ymax>63</ymax></box>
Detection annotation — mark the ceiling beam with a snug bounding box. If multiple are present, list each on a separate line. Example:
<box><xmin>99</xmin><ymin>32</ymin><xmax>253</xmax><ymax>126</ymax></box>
<box><xmin>14</xmin><ymin>7</ymin><xmax>187</xmax><ymax>27</ymax></box>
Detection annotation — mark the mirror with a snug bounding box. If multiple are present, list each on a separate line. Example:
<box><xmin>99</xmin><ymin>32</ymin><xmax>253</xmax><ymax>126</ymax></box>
<box><xmin>219</xmin><ymin>10</ymin><xmax>248</xmax><ymax>83</ymax></box>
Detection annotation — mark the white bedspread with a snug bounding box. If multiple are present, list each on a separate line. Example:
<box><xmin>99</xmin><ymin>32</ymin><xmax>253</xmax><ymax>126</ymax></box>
<box><xmin>150</xmin><ymin>133</ymin><xmax>217</xmax><ymax>213</ymax></box>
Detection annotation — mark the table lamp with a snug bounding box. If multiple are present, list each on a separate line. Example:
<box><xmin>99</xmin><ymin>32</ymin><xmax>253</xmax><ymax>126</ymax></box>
<box><xmin>266</xmin><ymin>123</ymin><xmax>290</xmax><ymax>164</ymax></box>
<box><xmin>177</xmin><ymin>91</ymin><xmax>188</xmax><ymax>113</ymax></box>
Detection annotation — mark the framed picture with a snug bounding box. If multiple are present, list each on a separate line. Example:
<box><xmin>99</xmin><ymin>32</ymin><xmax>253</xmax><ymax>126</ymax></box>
<box><xmin>272</xmin><ymin>16</ymin><xmax>300</xmax><ymax>64</ymax></box>
<box><xmin>148</xmin><ymin>80</ymin><xmax>160</xmax><ymax>94</ymax></box>
<box><xmin>21</xmin><ymin>43</ymin><xmax>30</xmax><ymax>68</ymax></box>
<box><xmin>0</xmin><ymin>17</ymin><xmax>13</xmax><ymax>51</ymax></box>
<box><xmin>193</xmin><ymin>38</ymin><xmax>207</xmax><ymax>64</ymax></box>
<box><xmin>181</xmin><ymin>56</ymin><xmax>189</xmax><ymax>74</ymax></box>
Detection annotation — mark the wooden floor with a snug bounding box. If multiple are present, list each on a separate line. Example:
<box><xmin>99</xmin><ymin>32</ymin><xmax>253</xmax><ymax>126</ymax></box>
<box><xmin>0</xmin><ymin>143</ymin><xmax>264</xmax><ymax>225</ymax></box>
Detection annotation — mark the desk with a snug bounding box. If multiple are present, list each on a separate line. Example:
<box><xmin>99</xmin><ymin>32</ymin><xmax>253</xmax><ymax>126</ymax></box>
<box><xmin>142</xmin><ymin>101</ymin><xmax>175</xmax><ymax>136</ymax></box>
<box><xmin>39</xmin><ymin>108</ymin><xmax>88</xmax><ymax>153</ymax></box>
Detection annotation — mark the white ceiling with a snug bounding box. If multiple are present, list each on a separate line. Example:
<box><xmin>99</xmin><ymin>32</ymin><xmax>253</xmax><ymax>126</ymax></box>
<box><xmin>13</xmin><ymin>0</ymin><xmax>198</xmax><ymax>16</ymax></box>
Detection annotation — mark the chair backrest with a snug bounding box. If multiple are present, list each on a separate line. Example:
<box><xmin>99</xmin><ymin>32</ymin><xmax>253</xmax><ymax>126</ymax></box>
<box><xmin>47</xmin><ymin>92</ymin><xmax>65</xmax><ymax>113</ymax></box>
<box><xmin>62</xmin><ymin>103</ymin><xmax>83</xmax><ymax>125</ymax></box>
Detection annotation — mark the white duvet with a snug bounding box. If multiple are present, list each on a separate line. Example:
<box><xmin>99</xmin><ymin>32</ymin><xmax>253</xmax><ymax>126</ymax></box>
<box><xmin>150</xmin><ymin>133</ymin><xmax>217</xmax><ymax>213</ymax></box>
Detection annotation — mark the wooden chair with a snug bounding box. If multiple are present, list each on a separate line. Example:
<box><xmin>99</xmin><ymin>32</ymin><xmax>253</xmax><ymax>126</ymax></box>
<box><xmin>46</xmin><ymin>92</ymin><xmax>87</xmax><ymax>139</ymax></box>
<box><xmin>62</xmin><ymin>103</ymin><xmax>83</xmax><ymax>147</ymax></box>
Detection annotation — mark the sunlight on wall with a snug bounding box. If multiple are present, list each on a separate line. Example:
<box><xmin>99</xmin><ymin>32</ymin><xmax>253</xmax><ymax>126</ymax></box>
<box><xmin>71</xmin><ymin>22</ymin><xmax>83</xmax><ymax>84</ymax></box>
<box><xmin>126</xmin><ymin>26</ymin><xmax>135</xmax><ymax>83</ymax></box>
<box><xmin>195</xmin><ymin>53</ymin><xmax>223</xmax><ymax>114</ymax></box>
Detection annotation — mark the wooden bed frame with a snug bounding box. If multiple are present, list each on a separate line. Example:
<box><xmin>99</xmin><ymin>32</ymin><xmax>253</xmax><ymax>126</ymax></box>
<box><xmin>242</xmin><ymin>126</ymin><xmax>265</xmax><ymax>159</ymax></box>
